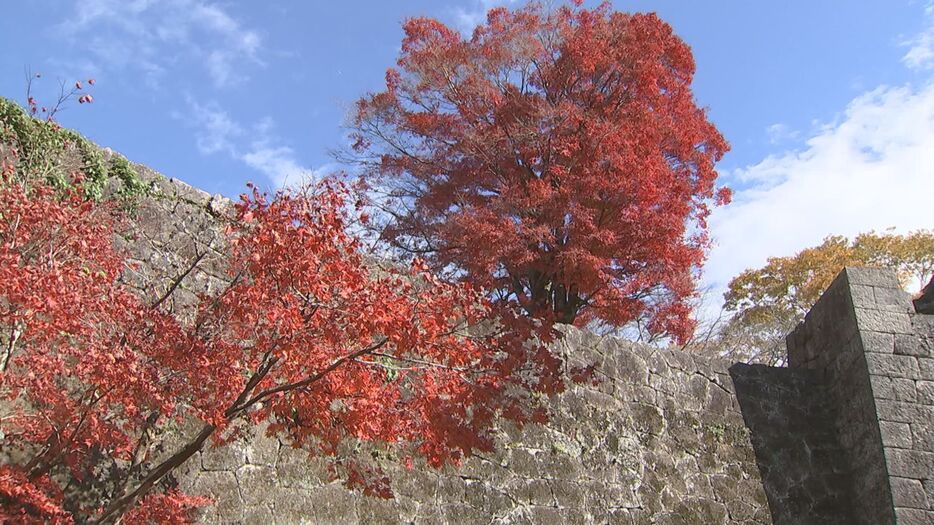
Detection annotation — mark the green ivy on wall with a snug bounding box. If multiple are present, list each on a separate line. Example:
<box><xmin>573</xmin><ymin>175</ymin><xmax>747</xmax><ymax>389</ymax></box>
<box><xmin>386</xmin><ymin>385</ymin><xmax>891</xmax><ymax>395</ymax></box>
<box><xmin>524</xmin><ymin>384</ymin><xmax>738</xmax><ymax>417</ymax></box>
<box><xmin>0</xmin><ymin>96</ymin><xmax>149</xmax><ymax>204</ymax></box>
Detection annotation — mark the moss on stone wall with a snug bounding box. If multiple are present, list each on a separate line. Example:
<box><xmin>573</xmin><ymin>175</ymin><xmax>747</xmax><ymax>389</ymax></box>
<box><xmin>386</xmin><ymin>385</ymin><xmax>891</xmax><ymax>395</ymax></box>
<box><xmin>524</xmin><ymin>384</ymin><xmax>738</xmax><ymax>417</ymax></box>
<box><xmin>0</xmin><ymin>96</ymin><xmax>149</xmax><ymax>204</ymax></box>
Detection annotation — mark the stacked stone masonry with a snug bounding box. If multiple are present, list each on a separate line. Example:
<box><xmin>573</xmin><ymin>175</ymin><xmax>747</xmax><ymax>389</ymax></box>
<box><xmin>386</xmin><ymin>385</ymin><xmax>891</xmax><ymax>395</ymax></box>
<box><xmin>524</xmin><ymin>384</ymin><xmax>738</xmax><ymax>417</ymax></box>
<box><xmin>787</xmin><ymin>267</ymin><xmax>934</xmax><ymax>524</ymax></box>
<box><xmin>172</xmin><ymin>328</ymin><xmax>773</xmax><ymax>524</ymax></box>
<box><xmin>114</xmin><ymin>161</ymin><xmax>932</xmax><ymax>524</ymax></box>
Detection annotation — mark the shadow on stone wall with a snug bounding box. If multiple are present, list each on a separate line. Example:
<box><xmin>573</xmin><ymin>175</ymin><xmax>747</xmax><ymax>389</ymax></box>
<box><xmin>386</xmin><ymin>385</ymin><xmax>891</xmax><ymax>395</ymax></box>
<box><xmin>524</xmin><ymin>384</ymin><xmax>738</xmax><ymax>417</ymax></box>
<box><xmin>730</xmin><ymin>364</ymin><xmax>854</xmax><ymax>525</ymax></box>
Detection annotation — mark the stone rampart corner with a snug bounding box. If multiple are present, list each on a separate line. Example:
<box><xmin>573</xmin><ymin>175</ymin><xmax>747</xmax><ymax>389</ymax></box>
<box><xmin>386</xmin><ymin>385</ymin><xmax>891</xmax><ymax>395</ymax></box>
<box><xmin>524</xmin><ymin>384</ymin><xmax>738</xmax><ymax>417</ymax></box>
<box><xmin>786</xmin><ymin>267</ymin><xmax>934</xmax><ymax>525</ymax></box>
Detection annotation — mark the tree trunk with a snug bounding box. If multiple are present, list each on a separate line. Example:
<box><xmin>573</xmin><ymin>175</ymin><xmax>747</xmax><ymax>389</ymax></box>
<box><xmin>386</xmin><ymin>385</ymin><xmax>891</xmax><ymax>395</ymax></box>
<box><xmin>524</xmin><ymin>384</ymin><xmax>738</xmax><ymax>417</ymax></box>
<box><xmin>92</xmin><ymin>423</ymin><xmax>216</xmax><ymax>524</ymax></box>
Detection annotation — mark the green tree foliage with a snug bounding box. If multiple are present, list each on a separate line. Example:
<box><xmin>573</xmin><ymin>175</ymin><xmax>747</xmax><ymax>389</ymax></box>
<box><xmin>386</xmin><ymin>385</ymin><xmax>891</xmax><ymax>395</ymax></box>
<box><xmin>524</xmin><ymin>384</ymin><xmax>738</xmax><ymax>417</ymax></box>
<box><xmin>710</xmin><ymin>230</ymin><xmax>934</xmax><ymax>364</ymax></box>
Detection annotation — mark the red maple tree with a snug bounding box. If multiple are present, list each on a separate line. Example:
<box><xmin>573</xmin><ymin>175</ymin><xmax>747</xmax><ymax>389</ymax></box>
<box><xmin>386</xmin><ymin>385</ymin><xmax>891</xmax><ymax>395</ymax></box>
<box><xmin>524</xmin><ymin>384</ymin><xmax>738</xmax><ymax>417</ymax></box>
<box><xmin>348</xmin><ymin>1</ymin><xmax>730</xmax><ymax>342</ymax></box>
<box><xmin>0</xmin><ymin>174</ymin><xmax>562</xmax><ymax>522</ymax></box>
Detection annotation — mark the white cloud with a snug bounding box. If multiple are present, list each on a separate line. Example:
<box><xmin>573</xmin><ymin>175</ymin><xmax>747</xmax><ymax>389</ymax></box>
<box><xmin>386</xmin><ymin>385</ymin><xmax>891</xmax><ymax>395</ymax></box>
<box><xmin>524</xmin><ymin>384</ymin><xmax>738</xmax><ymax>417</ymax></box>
<box><xmin>244</xmin><ymin>119</ymin><xmax>339</xmax><ymax>188</ymax></box>
<box><xmin>177</xmin><ymin>99</ymin><xmax>326</xmax><ymax>188</ymax></box>
<box><xmin>765</xmin><ymin>123</ymin><xmax>799</xmax><ymax>145</ymax></box>
<box><xmin>904</xmin><ymin>33</ymin><xmax>934</xmax><ymax>70</ymax></box>
<box><xmin>206</xmin><ymin>51</ymin><xmax>236</xmax><ymax>87</ymax></box>
<box><xmin>903</xmin><ymin>1</ymin><xmax>934</xmax><ymax>70</ymax></box>
<box><xmin>57</xmin><ymin>0</ymin><xmax>262</xmax><ymax>87</ymax></box>
<box><xmin>240</xmin><ymin>145</ymin><xmax>326</xmax><ymax>189</ymax></box>
<box><xmin>702</xmin><ymin>1</ymin><xmax>934</xmax><ymax>319</ymax></box>
<box><xmin>174</xmin><ymin>97</ymin><xmax>243</xmax><ymax>155</ymax></box>
<box><xmin>452</xmin><ymin>0</ymin><xmax>518</xmax><ymax>35</ymax></box>
<box><xmin>704</xmin><ymin>83</ymin><xmax>934</xmax><ymax>312</ymax></box>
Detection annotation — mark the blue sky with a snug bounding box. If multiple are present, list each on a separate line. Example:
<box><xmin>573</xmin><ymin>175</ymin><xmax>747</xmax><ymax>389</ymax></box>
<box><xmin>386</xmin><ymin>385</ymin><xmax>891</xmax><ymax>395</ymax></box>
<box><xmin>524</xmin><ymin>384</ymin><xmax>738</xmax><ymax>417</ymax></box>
<box><xmin>2</xmin><ymin>0</ymin><xmax>933</xmax><ymax>312</ymax></box>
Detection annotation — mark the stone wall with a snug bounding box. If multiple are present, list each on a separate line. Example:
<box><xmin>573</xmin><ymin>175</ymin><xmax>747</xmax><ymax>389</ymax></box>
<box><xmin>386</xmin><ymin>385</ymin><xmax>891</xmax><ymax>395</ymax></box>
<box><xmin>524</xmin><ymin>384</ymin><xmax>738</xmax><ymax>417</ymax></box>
<box><xmin>785</xmin><ymin>267</ymin><xmax>934</xmax><ymax>524</ymax></box>
<box><xmin>172</xmin><ymin>329</ymin><xmax>772</xmax><ymax>524</ymax></box>
<box><xmin>112</xmin><ymin>155</ymin><xmax>232</xmax><ymax>316</ymax></box>
<box><xmin>116</xmin><ymin>168</ymin><xmax>771</xmax><ymax>523</ymax></box>
<box><xmin>729</xmin><ymin>364</ymin><xmax>853</xmax><ymax>524</ymax></box>
<box><xmin>116</xmin><ymin>164</ymin><xmax>932</xmax><ymax>524</ymax></box>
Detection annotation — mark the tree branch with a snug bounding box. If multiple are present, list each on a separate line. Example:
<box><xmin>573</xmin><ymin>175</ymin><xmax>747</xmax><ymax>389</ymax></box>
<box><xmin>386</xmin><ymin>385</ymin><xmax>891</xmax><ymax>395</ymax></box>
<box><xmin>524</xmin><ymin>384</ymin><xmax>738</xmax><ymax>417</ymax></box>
<box><xmin>151</xmin><ymin>251</ymin><xmax>207</xmax><ymax>310</ymax></box>
<box><xmin>227</xmin><ymin>337</ymin><xmax>389</xmax><ymax>417</ymax></box>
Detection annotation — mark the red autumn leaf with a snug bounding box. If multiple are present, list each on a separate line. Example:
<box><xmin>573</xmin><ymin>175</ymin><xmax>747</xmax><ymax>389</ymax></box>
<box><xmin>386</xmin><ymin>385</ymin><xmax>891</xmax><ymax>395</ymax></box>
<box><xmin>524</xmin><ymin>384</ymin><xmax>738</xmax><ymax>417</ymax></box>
<box><xmin>0</xmin><ymin>174</ymin><xmax>562</xmax><ymax>522</ymax></box>
<box><xmin>349</xmin><ymin>2</ymin><xmax>729</xmax><ymax>344</ymax></box>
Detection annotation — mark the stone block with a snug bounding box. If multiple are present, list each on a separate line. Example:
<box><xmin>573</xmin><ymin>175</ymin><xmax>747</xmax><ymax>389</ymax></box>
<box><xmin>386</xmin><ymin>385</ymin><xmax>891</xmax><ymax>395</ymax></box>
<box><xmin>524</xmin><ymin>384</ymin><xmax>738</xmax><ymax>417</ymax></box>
<box><xmin>880</xmin><ymin>421</ymin><xmax>914</xmax><ymax>449</ymax></box>
<box><xmin>613</xmin><ymin>349</ymin><xmax>650</xmax><ymax>385</ymax></box>
<box><xmin>874</xmin><ymin>286</ymin><xmax>912</xmax><ymax>308</ymax></box>
<box><xmin>190</xmin><ymin>471</ymin><xmax>242</xmax><ymax>517</ymax></box>
<box><xmin>855</xmin><ymin>307</ymin><xmax>913</xmax><ymax>334</ymax></box>
<box><xmin>896</xmin><ymin>333</ymin><xmax>931</xmax><ymax>358</ymax></box>
<box><xmin>245</xmin><ymin>430</ymin><xmax>280</xmax><ymax>467</ymax></box>
<box><xmin>866</xmin><ymin>353</ymin><xmax>921</xmax><ymax>380</ymax></box>
<box><xmin>919</xmin><ymin>358</ymin><xmax>934</xmax><ymax>380</ymax></box>
<box><xmin>275</xmin><ymin>447</ymin><xmax>329</xmax><ymax>490</ymax></box>
<box><xmin>239</xmin><ymin>504</ymin><xmax>275</xmax><ymax>523</ymax></box>
<box><xmin>525</xmin><ymin>506</ymin><xmax>565</xmax><ymax>524</ymax></box>
<box><xmin>440</xmin><ymin>503</ymin><xmax>488</xmax><ymax>524</ymax></box>
<box><xmin>525</xmin><ymin>478</ymin><xmax>558</xmax><ymax>506</ymax></box>
<box><xmin>355</xmin><ymin>495</ymin><xmax>402</xmax><ymax>524</ymax></box>
<box><xmin>235</xmin><ymin>464</ymin><xmax>278</xmax><ymax>505</ymax></box>
<box><xmin>894</xmin><ymin>508</ymin><xmax>934</xmax><ymax>525</ymax></box>
<box><xmin>550</xmin><ymin>479</ymin><xmax>585</xmax><ymax>508</ymax></box>
<box><xmin>409</xmin><ymin>504</ymin><xmax>444</xmax><ymax>524</ymax></box>
<box><xmin>846</xmin><ymin>266</ymin><xmax>902</xmax><ymax>288</ymax></box>
<box><xmin>826</xmin><ymin>342</ymin><xmax>864</xmax><ymax>383</ymax></box>
<box><xmin>705</xmin><ymin>384</ymin><xmax>733</xmax><ymax>416</ymax></box>
<box><xmin>671</xmin><ymin>497</ymin><xmax>729</xmax><ymax>524</ymax></box>
<box><xmin>917</xmin><ymin>381</ymin><xmax>934</xmax><ymax>405</ymax></box>
<box><xmin>885</xmin><ymin>448</ymin><xmax>934</xmax><ymax>479</ymax></box>
<box><xmin>877</xmin><ymin>400</ymin><xmax>931</xmax><ymax>424</ymax></box>
<box><xmin>911</xmin><ymin>417</ymin><xmax>933</xmax><ymax>451</ymax></box>
<box><xmin>871</xmin><ymin>376</ymin><xmax>919</xmax><ymax>402</ymax></box>
<box><xmin>688</xmin><ymin>374</ymin><xmax>710</xmax><ymax>404</ymax></box>
<box><xmin>433</xmin><ymin>474</ymin><xmax>466</xmax><ymax>504</ymax></box>
<box><xmin>850</xmin><ymin>284</ymin><xmax>877</xmax><ymax>306</ymax></box>
<box><xmin>270</xmin><ymin>487</ymin><xmax>317</xmax><ymax>520</ymax></box>
<box><xmin>890</xmin><ymin>476</ymin><xmax>930</xmax><ymax>509</ymax></box>
<box><xmin>864</xmin><ymin>331</ymin><xmax>896</xmax><ymax>354</ymax></box>
<box><xmin>199</xmin><ymin>440</ymin><xmax>246</xmax><ymax>472</ymax></box>
<box><xmin>912</xmin><ymin>314</ymin><xmax>934</xmax><ymax>337</ymax></box>
<box><xmin>311</xmin><ymin>484</ymin><xmax>361</xmax><ymax>524</ymax></box>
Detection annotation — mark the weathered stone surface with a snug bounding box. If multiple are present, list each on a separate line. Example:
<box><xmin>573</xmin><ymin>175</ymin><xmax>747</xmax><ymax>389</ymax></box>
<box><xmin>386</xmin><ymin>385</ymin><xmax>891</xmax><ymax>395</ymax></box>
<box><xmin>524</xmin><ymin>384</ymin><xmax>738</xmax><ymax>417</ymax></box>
<box><xmin>880</xmin><ymin>421</ymin><xmax>914</xmax><ymax>449</ymax></box>
<box><xmin>730</xmin><ymin>364</ymin><xmax>855</xmax><ymax>524</ymax></box>
<box><xmin>114</xmin><ymin>164</ymin><xmax>933</xmax><ymax>524</ymax></box>
<box><xmin>894</xmin><ymin>508</ymin><xmax>934</xmax><ymax>525</ymax></box>
<box><xmin>890</xmin><ymin>477</ymin><xmax>930</xmax><ymax>509</ymax></box>
<box><xmin>165</xmin><ymin>321</ymin><xmax>773</xmax><ymax>523</ymax></box>
<box><xmin>885</xmin><ymin>449</ymin><xmax>934</xmax><ymax>479</ymax></box>
<box><xmin>871</xmin><ymin>376</ymin><xmax>919</xmax><ymax>402</ymax></box>
<box><xmin>863</xmin><ymin>330</ymin><xmax>896</xmax><ymax>354</ymax></box>
<box><xmin>896</xmin><ymin>333</ymin><xmax>929</xmax><ymax>357</ymax></box>
<box><xmin>854</xmin><ymin>308</ymin><xmax>913</xmax><ymax>334</ymax></box>
<box><xmin>779</xmin><ymin>267</ymin><xmax>934</xmax><ymax>525</ymax></box>
<box><xmin>866</xmin><ymin>353</ymin><xmax>921</xmax><ymax>380</ymax></box>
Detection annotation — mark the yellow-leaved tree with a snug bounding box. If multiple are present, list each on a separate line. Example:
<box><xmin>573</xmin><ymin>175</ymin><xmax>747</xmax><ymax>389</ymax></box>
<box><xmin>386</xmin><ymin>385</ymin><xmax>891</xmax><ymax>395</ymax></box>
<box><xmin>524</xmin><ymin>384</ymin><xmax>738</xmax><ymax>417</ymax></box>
<box><xmin>702</xmin><ymin>230</ymin><xmax>934</xmax><ymax>365</ymax></box>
